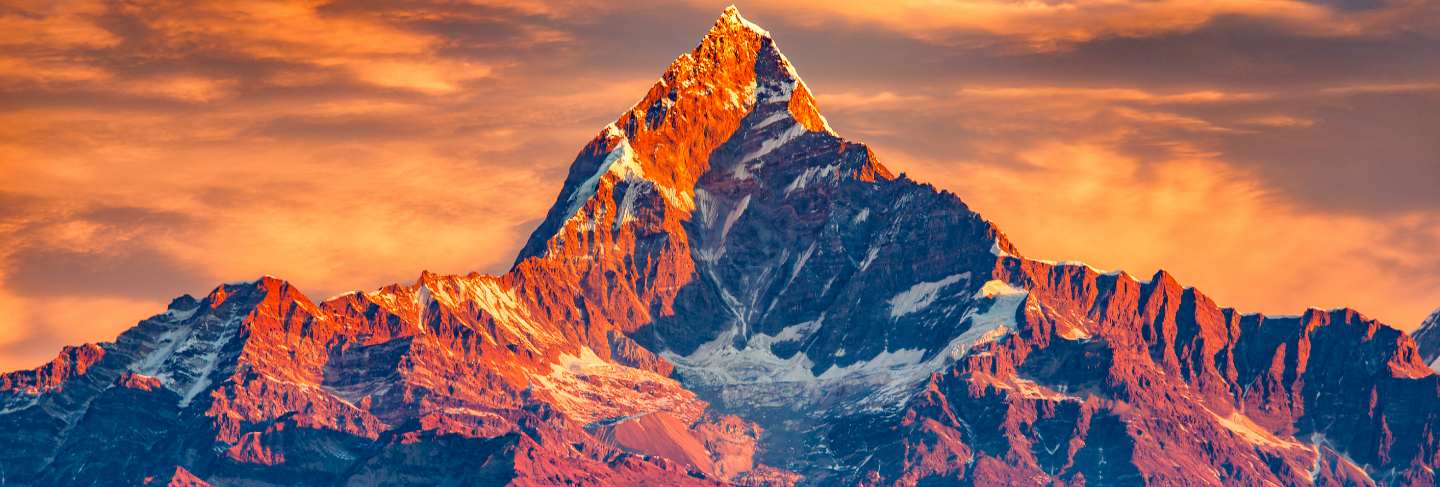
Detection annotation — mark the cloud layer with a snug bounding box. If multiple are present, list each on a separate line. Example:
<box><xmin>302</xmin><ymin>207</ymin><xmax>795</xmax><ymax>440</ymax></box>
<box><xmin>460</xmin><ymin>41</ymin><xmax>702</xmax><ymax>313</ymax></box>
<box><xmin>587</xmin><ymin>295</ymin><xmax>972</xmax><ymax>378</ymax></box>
<box><xmin>0</xmin><ymin>0</ymin><xmax>1436</xmax><ymax>369</ymax></box>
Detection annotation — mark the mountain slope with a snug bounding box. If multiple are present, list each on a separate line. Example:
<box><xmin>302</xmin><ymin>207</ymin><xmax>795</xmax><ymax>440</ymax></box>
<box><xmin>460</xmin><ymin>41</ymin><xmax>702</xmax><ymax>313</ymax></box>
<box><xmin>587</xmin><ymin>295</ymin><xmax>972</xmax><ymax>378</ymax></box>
<box><xmin>3</xmin><ymin>7</ymin><xmax>1438</xmax><ymax>486</ymax></box>
<box><xmin>1411</xmin><ymin>306</ymin><xmax>1440</xmax><ymax>370</ymax></box>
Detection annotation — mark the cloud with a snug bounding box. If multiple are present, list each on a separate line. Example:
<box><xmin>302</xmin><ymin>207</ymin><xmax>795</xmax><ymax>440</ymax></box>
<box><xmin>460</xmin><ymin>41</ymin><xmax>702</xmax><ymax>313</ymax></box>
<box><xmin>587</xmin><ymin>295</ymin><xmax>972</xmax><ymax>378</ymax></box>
<box><xmin>4</xmin><ymin>246</ymin><xmax>210</xmax><ymax>300</ymax></box>
<box><xmin>0</xmin><ymin>289</ymin><xmax>28</xmax><ymax>348</ymax></box>
<box><xmin>0</xmin><ymin>293</ymin><xmax>163</xmax><ymax>370</ymax></box>
<box><xmin>0</xmin><ymin>0</ymin><xmax>1435</xmax><ymax>372</ymax></box>
<box><xmin>121</xmin><ymin>75</ymin><xmax>239</xmax><ymax>103</ymax></box>
<box><xmin>1239</xmin><ymin>115</ymin><xmax>1316</xmax><ymax>128</ymax></box>
<box><xmin>0</xmin><ymin>203</ymin><xmax>207</xmax><ymax>295</ymax></box>
<box><xmin>0</xmin><ymin>1</ymin><xmax>119</xmax><ymax>49</ymax></box>
<box><xmin>0</xmin><ymin>1</ymin><xmax>511</xmax><ymax>99</ymax></box>
<box><xmin>1317</xmin><ymin>82</ymin><xmax>1440</xmax><ymax>95</ymax></box>
<box><xmin>0</xmin><ymin>0</ymin><xmax>655</xmax><ymax>365</ymax></box>
<box><xmin>0</xmin><ymin>57</ymin><xmax>111</xmax><ymax>85</ymax></box>
<box><xmin>732</xmin><ymin>0</ymin><xmax>1438</xmax><ymax>51</ymax></box>
<box><xmin>347</xmin><ymin>59</ymin><xmax>492</xmax><ymax>94</ymax></box>
<box><xmin>818</xmin><ymin>91</ymin><xmax>932</xmax><ymax>109</ymax></box>
<box><xmin>954</xmin><ymin>86</ymin><xmax>1269</xmax><ymax>104</ymax></box>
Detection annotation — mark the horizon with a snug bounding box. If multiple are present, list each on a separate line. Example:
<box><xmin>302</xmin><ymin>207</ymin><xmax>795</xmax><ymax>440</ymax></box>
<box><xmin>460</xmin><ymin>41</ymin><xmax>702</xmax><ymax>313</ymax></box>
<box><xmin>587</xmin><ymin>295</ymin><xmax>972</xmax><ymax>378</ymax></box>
<box><xmin>1</xmin><ymin>1</ymin><xmax>1437</xmax><ymax>370</ymax></box>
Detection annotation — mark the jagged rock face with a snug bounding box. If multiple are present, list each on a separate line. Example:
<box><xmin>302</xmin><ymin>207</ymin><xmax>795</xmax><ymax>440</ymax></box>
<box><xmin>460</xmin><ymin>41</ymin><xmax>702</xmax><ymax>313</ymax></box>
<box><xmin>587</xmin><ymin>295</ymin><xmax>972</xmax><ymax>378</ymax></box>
<box><xmin>3</xmin><ymin>6</ymin><xmax>1439</xmax><ymax>486</ymax></box>
<box><xmin>1412</xmin><ymin>307</ymin><xmax>1440</xmax><ymax>369</ymax></box>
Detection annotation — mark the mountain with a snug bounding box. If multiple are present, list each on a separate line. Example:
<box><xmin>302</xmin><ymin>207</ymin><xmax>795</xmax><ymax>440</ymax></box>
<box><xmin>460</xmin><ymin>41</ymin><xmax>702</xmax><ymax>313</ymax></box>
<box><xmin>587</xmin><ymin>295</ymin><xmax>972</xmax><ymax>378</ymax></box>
<box><xmin>1412</xmin><ymin>307</ymin><xmax>1440</xmax><ymax>371</ymax></box>
<box><xmin>4</xmin><ymin>6</ymin><xmax>1440</xmax><ymax>486</ymax></box>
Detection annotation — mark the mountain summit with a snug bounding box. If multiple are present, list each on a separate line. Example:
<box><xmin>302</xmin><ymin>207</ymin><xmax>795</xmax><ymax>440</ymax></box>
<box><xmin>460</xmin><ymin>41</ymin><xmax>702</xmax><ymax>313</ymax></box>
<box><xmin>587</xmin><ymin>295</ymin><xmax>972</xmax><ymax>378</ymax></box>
<box><xmin>4</xmin><ymin>7</ymin><xmax>1440</xmax><ymax>486</ymax></box>
<box><xmin>515</xmin><ymin>4</ymin><xmax>867</xmax><ymax>266</ymax></box>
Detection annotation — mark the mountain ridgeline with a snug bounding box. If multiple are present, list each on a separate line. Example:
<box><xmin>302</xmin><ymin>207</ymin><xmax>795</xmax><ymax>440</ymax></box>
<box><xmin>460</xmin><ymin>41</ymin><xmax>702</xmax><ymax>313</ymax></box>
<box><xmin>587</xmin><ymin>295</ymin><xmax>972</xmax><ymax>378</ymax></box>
<box><xmin>4</xmin><ymin>7</ymin><xmax>1439</xmax><ymax>486</ymax></box>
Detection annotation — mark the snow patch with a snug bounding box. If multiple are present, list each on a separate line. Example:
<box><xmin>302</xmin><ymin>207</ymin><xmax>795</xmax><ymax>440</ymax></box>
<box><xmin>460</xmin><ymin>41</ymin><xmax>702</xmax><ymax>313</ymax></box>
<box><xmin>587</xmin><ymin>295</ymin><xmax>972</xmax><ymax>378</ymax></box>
<box><xmin>939</xmin><ymin>282</ymin><xmax>1027</xmax><ymax>360</ymax></box>
<box><xmin>416</xmin><ymin>285</ymin><xmax>432</xmax><ymax>332</ymax></box>
<box><xmin>989</xmin><ymin>241</ymin><xmax>1013</xmax><ymax>258</ymax></box>
<box><xmin>817</xmin><ymin>348</ymin><xmax>926</xmax><ymax>381</ymax></box>
<box><xmin>666</xmin><ymin>279</ymin><xmax>1028</xmax><ymax>412</ymax></box>
<box><xmin>1025</xmin><ymin>255</ymin><xmax>1109</xmax><ymax>275</ymax></box>
<box><xmin>773</xmin><ymin>318</ymin><xmax>822</xmax><ymax>343</ymax></box>
<box><xmin>179</xmin><ymin>347</ymin><xmax>223</xmax><ymax>406</ymax></box>
<box><xmin>976</xmin><ymin>280</ymin><xmax>1024</xmax><ymax>299</ymax></box>
<box><xmin>787</xmin><ymin>242</ymin><xmax>816</xmax><ymax>285</ymax></box>
<box><xmin>565</xmin><ymin>136</ymin><xmax>645</xmax><ymax>217</ymax></box>
<box><xmin>165</xmin><ymin>306</ymin><xmax>200</xmax><ymax>321</ymax></box>
<box><xmin>1055</xmin><ymin>261</ymin><xmax>1108</xmax><ymax>274</ymax></box>
<box><xmin>694</xmin><ymin>189</ymin><xmax>719</xmax><ymax>228</ymax></box>
<box><xmin>820</xmin><ymin>280</ymin><xmax>1025</xmax><ymax>408</ymax></box>
<box><xmin>725</xmin><ymin>6</ymin><xmax>771</xmax><ymax>38</ymax></box>
<box><xmin>752</xmin><ymin>111</ymin><xmax>789</xmax><ymax>130</ymax></box>
<box><xmin>889</xmin><ymin>273</ymin><xmax>969</xmax><ymax>319</ymax></box>
<box><xmin>1057</xmin><ymin>322</ymin><xmax>1092</xmax><ymax>341</ymax></box>
<box><xmin>562</xmin><ymin>131</ymin><xmax>692</xmax><ymax>222</ymax></box>
<box><xmin>859</xmin><ymin>246</ymin><xmax>880</xmax><ymax>271</ymax></box>
<box><xmin>614</xmin><ymin>181</ymin><xmax>646</xmax><ymax>228</ymax></box>
<box><xmin>731</xmin><ymin>160</ymin><xmax>755</xmax><ymax>180</ymax></box>
<box><xmin>1209</xmin><ymin>408</ymin><xmax>1305</xmax><ymax>450</ymax></box>
<box><xmin>987</xmin><ymin>376</ymin><xmax>1080</xmax><ymax>401</ymax></box>
<box><xmin>1309</xmin><ymin>433</ymin><xmax>1375</xmax><ymax>484</ymax></box>
<box><xmin>696</xmin><ymin>194</ymin><xmax>754</xmax><ymax>265</ymax></box>
<box><xmin>741</xmin><ymin>122</ymin><xmax>805</xmax><ymax>164</ymax></box>
<box><xmin>723</xmin><ymin>195</ymin><xmax>750</xmax><ymax>241</ymax></box>
<box><xmin>754</xmin><ymin>78</ymin><xmax>794</xmax><ymax>105</ymax></box>
<box><xmin>131</xmin><ymin>312</ymin><xmax>241</xmax><ymax>407</ymax></box>
<box><xmin>699</xmin><ymin>194</ymin><xmax>752</xmax><ymax>264</ymax></box>
<box><xmin>784</xmin><ymin>164</ymin><xmax>837</xmax><ymax>196</ymax></box>
<box><xmin>0</xmin><ymin>396</ymin><xmax>39</xmax><ymax>414</ymax></box>
<box><xmin>662</xmin><ymin>326</ymin><xmax>817</xmax><ymax>388</ymax></box>
<box><xmin>457</xmin><ymin>277</ymin><xmax>553</xmax><ymax>350</ymax></box>
<box><xmin>530</xmin><ymin>346</ymin><xmax>698</xmax><ymax>424</ymax></box>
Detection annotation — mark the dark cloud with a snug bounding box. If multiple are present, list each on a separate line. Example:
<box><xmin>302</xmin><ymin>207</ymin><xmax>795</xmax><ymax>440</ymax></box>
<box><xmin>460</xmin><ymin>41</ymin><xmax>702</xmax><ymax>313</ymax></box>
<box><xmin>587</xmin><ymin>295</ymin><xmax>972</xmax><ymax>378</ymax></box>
<box><xmin>1307</xmin><ymin>0</ymin><xmax>1394</xmax><ymax>11</ymax></box>
<box><xmin>79</xmin><ymin>205</ymin><xmax>195</xmax><ymax>228</ymax></box>
<box><xmin>1219</xmin><ymin>91</ymin><xmax>1440</xmax><ymax>213</ymax></box>
<box><xmin>251</xmin><ymin>113</ymin><xmax>435</xmax><ymax>140</ymax></box>
<box><xmin>0</xmin><ymin>192</ymin><xmax>46</xmax><ymax>222</ymax></box>
<box><xmin>1006</xmin><ymin>19</ymin><xmax>1439</xmax><ymax>90</ymax></box>
<box><xmin>4</xmin><ymin>245</ymin><xmax>211</xmax><ymax>300</ymax></box>
<box><xmin>1</xmin><ymin>204</ymin><xmax>210</xmax><ymax>300</ymax></box>
<box><xmin>777</xmin><ymin>11</ymin><xmax>1440</xmax><ymax>213</ymax></box>
<box><xmin>0</xmin><ymin>325</ymin><xmax>71</xmax><ymax>372</ymax></box>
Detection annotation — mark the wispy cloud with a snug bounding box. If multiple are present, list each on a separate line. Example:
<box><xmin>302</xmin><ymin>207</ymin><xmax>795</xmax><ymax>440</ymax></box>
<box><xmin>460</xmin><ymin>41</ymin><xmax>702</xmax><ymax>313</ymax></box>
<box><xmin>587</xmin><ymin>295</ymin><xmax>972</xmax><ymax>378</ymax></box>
<box><xmin>955</xmin><ymin>86</ymin><xmax>1270</xmax><ymax>104</ymax></box>
<box><xmin>730</xmin><ymin>0</ymin><xmax>1438</xmax><ymax>51</ymax></box>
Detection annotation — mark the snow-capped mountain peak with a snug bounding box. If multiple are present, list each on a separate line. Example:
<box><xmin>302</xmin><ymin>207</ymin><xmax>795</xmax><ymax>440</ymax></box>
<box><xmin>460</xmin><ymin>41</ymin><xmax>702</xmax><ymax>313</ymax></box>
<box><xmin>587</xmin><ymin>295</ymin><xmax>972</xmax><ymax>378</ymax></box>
<box><xmin>3</xmin><ymin>7</ymin><xmax>1438</xmax><ymax>486</ymax></box>
<box><xmin>1411</xmin><ymin>305</ymin><xmax>1440</xmax><ymax>371</ymax></box>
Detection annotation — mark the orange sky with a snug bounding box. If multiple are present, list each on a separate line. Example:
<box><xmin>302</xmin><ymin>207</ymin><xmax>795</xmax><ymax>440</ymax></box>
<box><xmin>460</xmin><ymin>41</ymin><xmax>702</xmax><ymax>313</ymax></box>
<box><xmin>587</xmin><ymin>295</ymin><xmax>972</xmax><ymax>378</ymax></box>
<box><xmin>1</xmin><ymin>0</ymin><xmax>1437</xmax><ymax>370</ymax></box>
